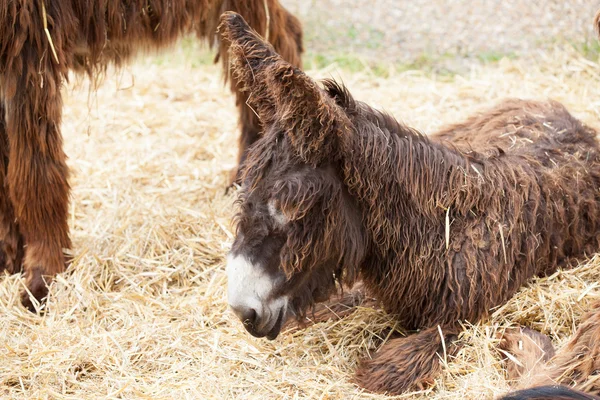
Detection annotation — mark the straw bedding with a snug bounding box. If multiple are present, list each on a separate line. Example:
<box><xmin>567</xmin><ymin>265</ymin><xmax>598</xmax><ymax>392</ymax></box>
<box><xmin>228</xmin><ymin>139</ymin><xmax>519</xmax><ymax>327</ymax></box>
<box><xmin>0</xmin><ymin>43</ymin><xmax>599</xmax><ymax>399</ymax></box>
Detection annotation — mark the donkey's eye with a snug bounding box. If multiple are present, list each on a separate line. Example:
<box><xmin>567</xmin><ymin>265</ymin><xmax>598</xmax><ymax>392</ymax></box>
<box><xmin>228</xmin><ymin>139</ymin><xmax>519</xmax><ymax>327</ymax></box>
<box><xmin>244</xmin><ymin>201</ymin><xmax>255</xmax><ymax>213</ymax></box>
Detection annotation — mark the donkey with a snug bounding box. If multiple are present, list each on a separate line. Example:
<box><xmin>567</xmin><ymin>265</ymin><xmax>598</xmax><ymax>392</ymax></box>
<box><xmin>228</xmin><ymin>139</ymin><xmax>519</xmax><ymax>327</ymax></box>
<box><xmin>0</xmin><ymin>0</ymin><xmax>301</xmax><ymax>310</ymax></box>
<box><xmin>220</xmin><ymin>12</ymin><xmax>600</xmax><ymax>395</ymax></box>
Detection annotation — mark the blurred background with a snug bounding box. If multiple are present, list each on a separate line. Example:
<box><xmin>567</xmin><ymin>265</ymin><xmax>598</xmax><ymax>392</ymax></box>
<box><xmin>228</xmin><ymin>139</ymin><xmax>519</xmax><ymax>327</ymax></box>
<box><xmin>282</xmin><ymin>0</ymin><xmax>599</xmax><ymax>74</ymax></box>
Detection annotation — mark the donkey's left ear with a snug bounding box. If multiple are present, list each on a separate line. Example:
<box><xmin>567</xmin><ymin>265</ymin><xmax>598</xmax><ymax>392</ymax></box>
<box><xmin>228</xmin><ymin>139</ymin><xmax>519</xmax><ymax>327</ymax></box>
<box><xmin>219</xmin><ymin>12</ymin><xmax>352</xmax><ymax>165</ymax></box>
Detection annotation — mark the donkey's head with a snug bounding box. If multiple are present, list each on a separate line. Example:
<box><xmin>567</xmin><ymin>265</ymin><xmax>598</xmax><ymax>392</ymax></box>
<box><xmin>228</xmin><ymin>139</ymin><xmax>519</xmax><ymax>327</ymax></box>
<box><xmin>220</xmin><ymin>12</ymin><xmax>367</xmax><ymax>339</ymax></box>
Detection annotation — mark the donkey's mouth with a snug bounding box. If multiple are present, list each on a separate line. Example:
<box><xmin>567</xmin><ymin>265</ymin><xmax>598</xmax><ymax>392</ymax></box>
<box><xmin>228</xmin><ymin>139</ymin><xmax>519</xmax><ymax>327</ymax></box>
<box><xmin>245</xmin><ymin>306</ymin><xmax>286</xmax><ymax>340</ymax></box>
<box><xmin>265</xmin><ymin>307</ymin><xmax>286</xmax><ymax>340</ymax></box>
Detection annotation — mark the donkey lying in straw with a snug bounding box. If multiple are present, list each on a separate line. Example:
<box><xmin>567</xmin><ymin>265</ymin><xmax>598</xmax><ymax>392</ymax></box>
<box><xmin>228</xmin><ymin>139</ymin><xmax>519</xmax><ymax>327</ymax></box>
<box><xmin>220</xmin><ymin>12</ymin><xmax>600</xmax><ymax>395</ymax></box>
<box><xmin>0</xmin><ymin>0</ymin><xmax>301</xmax><ymax>310</ymax></box>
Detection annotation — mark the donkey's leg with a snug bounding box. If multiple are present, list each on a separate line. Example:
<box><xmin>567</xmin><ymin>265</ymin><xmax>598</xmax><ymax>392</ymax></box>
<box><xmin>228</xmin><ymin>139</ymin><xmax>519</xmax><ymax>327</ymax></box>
<box><xmin>536</xmin><ymin>302</ymin><xmax>600</xmax><ymax>394</ymax></box>
<box><xmin>284</xmin><ymin>282</ymin><xmax>379</xmax><ymax>332</ymax></box>
<box><xmin>355</xmin><ymin>325</ymin><xmax>460</xmax><ymax>394</ymax></box>
<box><xmin>229</xmin><ymin>97</ymin><xmax>261</xmax><ymax>184</ymax></box>
<box><xmin>4</xmin><ymin>65</ymin><xmax>71</xmax><ymax>312</ymax></box>
<box><xmin>499</xmin><ymin>305</ymin><xmax>600</xmax><ymax>395</ymax></box>
<box><xmin>498</xmin><ymin>326</ymin><xmax>556</xmax><ymax>387</ymax></box>
<box><xmin>0</xmin><ymin>100</ymin><xmax>24</xmax><ymax>275</ymax></box>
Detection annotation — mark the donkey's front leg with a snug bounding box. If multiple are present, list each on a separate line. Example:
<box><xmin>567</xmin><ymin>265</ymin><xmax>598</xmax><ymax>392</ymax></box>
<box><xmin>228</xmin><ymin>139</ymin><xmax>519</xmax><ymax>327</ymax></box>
<box><xmin>0</xmin><ymin>99</ymin><xmax>24</xmax><ymax>275</ymax></box>
<box><xmin>355</xmin><ymin>325</ymin><xmax>460</xmax><ymax>394</ymax></box>
<box><xmin>4</xmin><ymin>66</ymin><xmax>71</xmax><ymax>311</ymax></box>
<box><xmin>498</xmin><ymin>326</ymin><xmax>556</xmax><ymax>387</ymax></box>
<box><xmin>284</xmin><ymin>282</ymin><xmax>379</xmax><ymax>332</ymax></box>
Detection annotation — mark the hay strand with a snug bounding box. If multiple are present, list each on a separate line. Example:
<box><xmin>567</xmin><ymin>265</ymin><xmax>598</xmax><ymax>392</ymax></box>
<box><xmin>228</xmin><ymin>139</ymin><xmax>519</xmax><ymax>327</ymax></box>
<box><xmin>445</xmin><ymin>207</ymin><xmax>450</xmax><ymax>250</ymax></box>
<box><xmin>40</xmin><ymin>0</ymin><xmax>60</xmax><ymax>64</ymax></box>
<box><xmin>263</xmin><ymin>0</ymin><xmax>271</xmax><ymax>42</ymax></box>
<box><xmin>499</xmin><ymin>223</ymin><xmax>507</xmax><ymax>264</ymax></box>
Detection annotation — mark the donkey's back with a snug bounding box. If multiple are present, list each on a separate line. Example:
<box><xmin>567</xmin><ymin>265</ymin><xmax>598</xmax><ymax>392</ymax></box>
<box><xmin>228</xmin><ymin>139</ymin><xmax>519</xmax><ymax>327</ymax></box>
<box><xmin>432</xmin><ymin>99</ymin><xmax>599</xmax><ymax>158</ymax></box>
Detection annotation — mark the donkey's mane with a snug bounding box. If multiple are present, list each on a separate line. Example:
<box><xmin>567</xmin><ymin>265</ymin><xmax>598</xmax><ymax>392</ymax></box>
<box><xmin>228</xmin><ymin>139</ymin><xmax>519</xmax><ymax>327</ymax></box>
<box><xmin>322</xmin><ymin>78</ymin><xmax>425</xmax><ymax>140</ymax></box>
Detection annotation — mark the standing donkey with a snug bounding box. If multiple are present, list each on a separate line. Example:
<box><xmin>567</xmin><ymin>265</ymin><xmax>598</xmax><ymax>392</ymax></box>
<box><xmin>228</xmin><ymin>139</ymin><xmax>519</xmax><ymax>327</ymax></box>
<box><xmin>0</xmin><ymin>0</ymin><xmax>302</xmax><ymax>310</ymax></box>
<box><xmin>220</xmin><ymin>12</ymin><xmax>600</xmax><ymax>395</ymax></box>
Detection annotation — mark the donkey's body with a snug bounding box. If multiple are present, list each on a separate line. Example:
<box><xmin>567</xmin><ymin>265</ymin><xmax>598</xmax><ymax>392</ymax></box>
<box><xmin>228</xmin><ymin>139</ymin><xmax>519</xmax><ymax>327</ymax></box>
<box><xmin>351</xmin><ymin>98</ymin><xmax>600</xmax><ymax>330</ymax></box>
<box><xmin>220</xmin><ymin>12</ymin><xmax>600</xmax><ymax>395</ymax></box>
<box><xmin>0</xmin><ymin>0</ymin><xmax>301</xmax><ymax>309</ymax></box>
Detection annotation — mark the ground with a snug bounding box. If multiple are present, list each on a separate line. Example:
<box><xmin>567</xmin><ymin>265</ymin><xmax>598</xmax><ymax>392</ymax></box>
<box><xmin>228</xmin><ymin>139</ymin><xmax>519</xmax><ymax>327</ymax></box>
<box><xmin>1</xmin><ymin>2</ymin><xmax>600</xmax><ymax>399</ymax></box>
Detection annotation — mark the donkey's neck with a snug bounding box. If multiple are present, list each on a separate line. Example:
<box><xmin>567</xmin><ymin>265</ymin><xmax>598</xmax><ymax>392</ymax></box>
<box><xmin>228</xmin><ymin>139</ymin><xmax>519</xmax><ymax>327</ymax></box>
<box><xmin>339</xmin><ymin>106</ymin><xmax>493</xmax><ymax>327</ymax></box>
<box><xmin>341</xmin><ymin>105</ymin><xmax>478</xmax><ymax>226</ymax></box>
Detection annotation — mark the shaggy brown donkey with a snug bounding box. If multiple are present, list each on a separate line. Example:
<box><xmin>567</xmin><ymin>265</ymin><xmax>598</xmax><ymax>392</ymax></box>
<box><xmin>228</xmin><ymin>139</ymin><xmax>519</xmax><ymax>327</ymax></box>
<box><xmin>220</xmin><ymin>12</ymin><xmax>600</xmax><ymax>395</ymax></box>
<box><xmin>0</xmin><ymin>0</ymin><xmax>302</xmax><ymax>310</ymax></box>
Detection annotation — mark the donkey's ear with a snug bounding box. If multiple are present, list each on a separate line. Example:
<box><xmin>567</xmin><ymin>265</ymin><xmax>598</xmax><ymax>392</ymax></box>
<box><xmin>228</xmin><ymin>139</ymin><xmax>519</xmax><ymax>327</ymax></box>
<box><xmin>219</xmin><ymin>12</ymin><xmax>279</xmax><ymax>124</ymax></box>
<box><xmin>219</xmin><ymin>12</ymin><xmax>351</xmax><ymax>165</ymax></box>
<box><xmin>596</xmin><ymin>10</ymin><xmax>600</xmax><ymax>38</ymax></box>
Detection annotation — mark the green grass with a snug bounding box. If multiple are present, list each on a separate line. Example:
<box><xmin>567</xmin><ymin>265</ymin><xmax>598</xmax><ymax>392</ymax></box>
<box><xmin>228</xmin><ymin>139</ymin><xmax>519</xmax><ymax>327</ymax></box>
<box><xmin>476</xmin><ymin>50</ymin><xmax>517</xmax><ymax>64</ymax></box>
<box><xmin>304</xmin><ymin>52</ymin><xmax>390</xmax><ymax>76</ymax></box>
<box><xmin>571</xmin><ymin>39</ymin><xmax>600</xmax><ymax>60</ymax></box>
<box><xmin>303</xmin><ymin>50</ymin><xmax>463</xmax><ymax>78</ymax></box>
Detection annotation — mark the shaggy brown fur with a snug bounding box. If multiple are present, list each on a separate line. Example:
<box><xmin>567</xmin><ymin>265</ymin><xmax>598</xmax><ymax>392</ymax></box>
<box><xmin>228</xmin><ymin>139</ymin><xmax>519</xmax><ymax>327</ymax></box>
<box><xmin>0</xmin><ymin>1</ymin><xmax>302</xmax><ymax>310</ymax></box>
<box><xmin>220</xmin><ymin>12</ymin><xmax>600</xmax><ymax>395</ymax></box>
<box><xmin>501</xmin><ymin>302</ymin><xmax>600</xmax><ymax>397</ymax></box>
<box><xmin>499</xmin><ymin>327</ymin><xmax>556</xmax><ymax>387</ymax></box>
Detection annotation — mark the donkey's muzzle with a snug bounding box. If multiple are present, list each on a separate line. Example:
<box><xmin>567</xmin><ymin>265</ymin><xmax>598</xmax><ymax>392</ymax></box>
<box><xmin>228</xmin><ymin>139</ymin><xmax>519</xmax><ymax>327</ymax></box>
<box><xmin>230</xmin><ymin>303</ymin><xmax>286</xmax><ymax>340</ymax></box>
<box><xmin>226</xmin><ymin>254</ymin><xmax>289</xmax><ymax>340</ymax></box>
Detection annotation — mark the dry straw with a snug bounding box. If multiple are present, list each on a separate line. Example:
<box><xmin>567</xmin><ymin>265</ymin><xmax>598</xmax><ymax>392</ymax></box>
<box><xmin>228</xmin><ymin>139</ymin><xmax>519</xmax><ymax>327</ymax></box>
<box><xmin>0</xmin><ymin>42</ymin><xmax>599</xmax><ymax>399</ymax></box>
<box><xmin>40</xmin><ymin>0</ymin><xmax>60</xmax><ymax>64</ymax></box>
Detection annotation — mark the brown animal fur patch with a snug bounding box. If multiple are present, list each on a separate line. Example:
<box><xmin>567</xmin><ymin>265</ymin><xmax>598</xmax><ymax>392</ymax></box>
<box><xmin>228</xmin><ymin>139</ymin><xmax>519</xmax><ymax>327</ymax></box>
<box><xmin>499</xmin><ymin>327</ymin><xmax>556</xmax><ymax>388</ymax></box>
<box><xmin>507</xmin><ymin>303</ymin><xmax>600</xmax><ymax>396</ymax></box>
<box><xmin>499</xmin><ymin>385</ymin><xmax>600</xmax><ymax>400</ymax></box>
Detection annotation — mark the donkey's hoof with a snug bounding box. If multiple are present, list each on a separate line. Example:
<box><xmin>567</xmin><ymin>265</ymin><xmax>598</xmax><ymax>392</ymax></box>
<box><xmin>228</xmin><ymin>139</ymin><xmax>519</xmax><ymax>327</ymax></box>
<box><xmin>20</xmin><ymin>269</ymin><xmax>49</xmax><ymax>312</ymax></box>
<box><xmin>225</xmin><ymin>168</ymin><xmax>242</xmax><ymax>195</ymax></box>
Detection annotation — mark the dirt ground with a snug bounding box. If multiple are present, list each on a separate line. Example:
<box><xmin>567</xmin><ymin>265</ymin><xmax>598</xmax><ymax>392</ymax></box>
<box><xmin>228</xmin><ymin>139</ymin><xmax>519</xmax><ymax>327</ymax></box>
<box><xmin>1</xmin><ymin>2</ymin><xmax>600</xmax><ymax>399</ymax></box>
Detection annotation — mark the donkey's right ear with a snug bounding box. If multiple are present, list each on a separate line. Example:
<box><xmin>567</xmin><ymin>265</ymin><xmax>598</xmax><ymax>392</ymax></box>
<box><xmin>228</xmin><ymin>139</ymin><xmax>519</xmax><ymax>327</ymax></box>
<box><xmin>219</xmin><ymin>12</ymin><xmax>352</xmax><ymax>166</ymax></box>
<box><xmin>218</xmin><ymin>11</ymin><xmax>282</xmax><ymax>126</ymax></box>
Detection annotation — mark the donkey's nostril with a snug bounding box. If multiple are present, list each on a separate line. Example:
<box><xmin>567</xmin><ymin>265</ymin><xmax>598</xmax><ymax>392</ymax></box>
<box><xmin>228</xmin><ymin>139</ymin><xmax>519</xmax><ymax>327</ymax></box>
<box><xmin>232</xmin><ymin>305</ymin><xmax>259</xmax><ymax>328</ymax></box>
<box><xmin>241</xmin><ymin>308</ymin><xmax>258</xmax><ymax>327</ymax></box>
